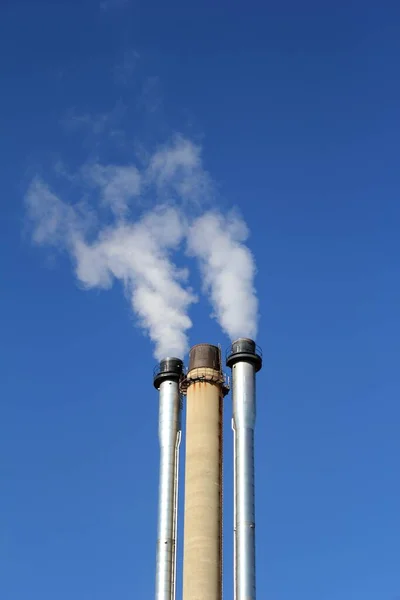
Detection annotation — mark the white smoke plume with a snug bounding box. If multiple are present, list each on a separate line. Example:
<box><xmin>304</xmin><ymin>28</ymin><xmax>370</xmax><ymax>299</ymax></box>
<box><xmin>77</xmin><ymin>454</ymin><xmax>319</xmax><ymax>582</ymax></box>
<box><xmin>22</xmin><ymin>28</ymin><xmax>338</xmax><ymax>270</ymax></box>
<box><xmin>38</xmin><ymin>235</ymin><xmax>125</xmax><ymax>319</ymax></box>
<box><xmin>72</xmin><ymin>208</ymin><xmax>195</xmax><ymax>359</ymax></box>
<box><xmin>187</xmin><ymin>211</ymin><xmax>258</xmax><ymax>341</ymax></box>
<box><xmin>24</xmin><ymin>137</ymin><xmax>201</xmax><ymax>359</ymax></box>
<box><xmin>25</xmin><ymin>179</ymin><xmax>79</xmax><ymax>246</ymax></box>
<box><xmin>82</xmin><ymin>163</ymin><xmax>142</xmax><ymax>217</ymax></box>
<box><xmin>146</xmin><ymin>135</ymin><xmax>210</xmax><ymax>205</ymax></box>
<box><xmin>25</xmin><ymin>135</ymin><xmax>259</xmax><ymax>358</ymax></box>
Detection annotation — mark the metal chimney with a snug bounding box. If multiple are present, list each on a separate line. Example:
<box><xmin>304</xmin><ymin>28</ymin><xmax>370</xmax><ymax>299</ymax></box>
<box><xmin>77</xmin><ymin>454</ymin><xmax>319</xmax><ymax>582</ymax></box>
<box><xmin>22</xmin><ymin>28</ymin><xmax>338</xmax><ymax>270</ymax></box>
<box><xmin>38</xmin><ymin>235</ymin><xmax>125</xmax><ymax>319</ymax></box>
<box><xmin>182</xmin><ymin>344</ymin><xmax>228</xmax><ymax>600</ymax></box>
<box><xmin>226</xmin><ymin>338</ymin><xmax>262</xmax><ymax>600</ymax></box>
<box><xmin>153</xmin><ymin>357</ymin><xmax>184</xmax><ymax>600</ymax></box>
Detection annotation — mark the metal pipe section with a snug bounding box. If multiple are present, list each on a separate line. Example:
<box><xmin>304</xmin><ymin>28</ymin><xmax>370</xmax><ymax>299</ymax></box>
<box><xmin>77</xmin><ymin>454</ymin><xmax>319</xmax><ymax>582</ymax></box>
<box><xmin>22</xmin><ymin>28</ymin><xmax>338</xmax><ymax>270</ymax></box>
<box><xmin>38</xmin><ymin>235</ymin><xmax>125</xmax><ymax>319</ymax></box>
<box><xmin>226</xmin><ymin>339</ymin><xmax>262</xmax><ymax>600</ymax></box>
<box><xmin>182</xmin><ymin>344</ymin><xmax>228</xmax><ymax>600</ymax></box>
<box><xmin>153</xmin><ymin>358</ymin><xmax>184</xmax><ymax>600</ymax></box>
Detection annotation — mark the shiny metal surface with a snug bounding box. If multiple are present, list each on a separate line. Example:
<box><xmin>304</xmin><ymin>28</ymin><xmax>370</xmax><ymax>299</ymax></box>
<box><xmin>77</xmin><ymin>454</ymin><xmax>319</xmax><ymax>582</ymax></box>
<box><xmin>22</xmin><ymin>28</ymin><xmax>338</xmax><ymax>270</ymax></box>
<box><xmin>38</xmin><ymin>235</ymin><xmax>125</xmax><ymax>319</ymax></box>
<box><xmin>232</xmin><ymin>360</ymin><xmax>257</xmax><ymax>600</ymax></box>
<box><xmin>155</xmin><ymin>378</ymin><xmax>182</xmax><ymax>600</ymax></box>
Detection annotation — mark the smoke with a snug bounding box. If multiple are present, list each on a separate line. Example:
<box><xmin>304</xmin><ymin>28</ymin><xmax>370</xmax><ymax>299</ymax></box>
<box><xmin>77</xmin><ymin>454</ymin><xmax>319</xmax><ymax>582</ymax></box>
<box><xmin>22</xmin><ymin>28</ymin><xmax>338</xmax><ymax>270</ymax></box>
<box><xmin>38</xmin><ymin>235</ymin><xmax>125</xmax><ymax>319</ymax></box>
<box><xmin>144</xmin><ymin>134</ymin><xmax>212</xmax><ymax>209</ymax></box>
<box><xmin>24</xmin><ymin>137</ymin><xmax>200</xmax><ymax>359</ymax></box>
<box><xmin>25</xmin><ymin>135</ymin><xmax>259</xmax><ymax>359</ymax></box>
<box><xmin>25</xmin><ymin>179</ymin><xmax>80</xmax><ymax>246</ymax></box>
<box><xmin>187</xmin><ymin>211</ymin><xmax>258</xmax><ymax>341</ymax></box>
<box><xmin>82</xmin><ymin>163</ymin><xmax>142</xmax><ymax>218</ymax></box>
<box><xmin>72</xmin><ymin>208</ymin><xmax>195</xmax><ymax>359</ymax></box>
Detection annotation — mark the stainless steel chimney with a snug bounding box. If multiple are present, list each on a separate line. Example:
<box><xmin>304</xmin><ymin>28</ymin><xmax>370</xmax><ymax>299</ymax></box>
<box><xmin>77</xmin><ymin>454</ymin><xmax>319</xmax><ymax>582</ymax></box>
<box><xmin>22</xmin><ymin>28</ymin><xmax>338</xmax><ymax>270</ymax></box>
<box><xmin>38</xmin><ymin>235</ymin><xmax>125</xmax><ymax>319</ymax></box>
<box><xmin>153</xmin><ymin>358</ymin><xmax>184</xmax><ymax>600</ymax></box>
<box><xmin>226</xmin><ymin>339</ymin><xmax>262</xmax><ymax>600</ymax></box>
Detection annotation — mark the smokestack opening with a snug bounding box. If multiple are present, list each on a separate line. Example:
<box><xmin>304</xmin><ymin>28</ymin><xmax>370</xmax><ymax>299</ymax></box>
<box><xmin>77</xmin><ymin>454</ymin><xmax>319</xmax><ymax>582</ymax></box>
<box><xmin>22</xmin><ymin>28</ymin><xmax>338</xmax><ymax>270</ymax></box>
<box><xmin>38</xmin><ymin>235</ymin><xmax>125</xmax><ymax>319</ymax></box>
<box><xmin>153</xmin><ymin>357</ymin><xmax>184</xmax><ymax>389</ymax></box>
<box><xmin>188</xmin><ymin>343</ymin><xmax>221</xmax><ymax>372</ymax></box>
<box><xmin>226</xmin><ymin>337</ymin><xmax>262</xmax><ymax>372</ymax></box>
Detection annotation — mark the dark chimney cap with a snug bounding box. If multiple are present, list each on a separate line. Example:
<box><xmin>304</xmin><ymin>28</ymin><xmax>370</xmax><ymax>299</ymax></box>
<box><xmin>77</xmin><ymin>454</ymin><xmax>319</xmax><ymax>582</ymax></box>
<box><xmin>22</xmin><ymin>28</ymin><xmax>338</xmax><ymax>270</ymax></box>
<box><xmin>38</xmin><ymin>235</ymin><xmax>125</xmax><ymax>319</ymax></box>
<box><xmin>153</xmin><ymin>357</ymin><xmax>184</xmax><ymax>389</ymax></box>
<box><xmin>188</xmin><ymin>343</ymin><xmax>221</xmax><ymax>372</ymax></box>
<box><xmin>226</xmin><ymin>338</ymin><xmax>262</xmax><ymax>371</ymax></box>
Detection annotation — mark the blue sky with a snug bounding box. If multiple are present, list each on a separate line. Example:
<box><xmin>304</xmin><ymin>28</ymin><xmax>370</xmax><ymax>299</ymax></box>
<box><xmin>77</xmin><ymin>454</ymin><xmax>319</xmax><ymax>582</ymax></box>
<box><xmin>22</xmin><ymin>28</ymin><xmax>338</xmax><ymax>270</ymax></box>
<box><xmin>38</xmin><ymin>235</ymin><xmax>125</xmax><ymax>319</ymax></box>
<box><xmin>1</xmin><ymin>1</ymin><xmax>400</xmax><ymax>599</ymax></box>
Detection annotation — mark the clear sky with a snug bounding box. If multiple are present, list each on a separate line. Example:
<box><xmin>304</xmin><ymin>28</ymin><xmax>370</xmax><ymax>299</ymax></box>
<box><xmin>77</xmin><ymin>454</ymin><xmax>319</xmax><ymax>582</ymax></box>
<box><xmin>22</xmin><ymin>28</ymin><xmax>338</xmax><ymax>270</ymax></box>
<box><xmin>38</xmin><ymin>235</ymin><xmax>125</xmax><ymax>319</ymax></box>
<box><xmin>1</xmin><ymin>1</ymin><xmax>400</xmax><ymax>599</ymax></box>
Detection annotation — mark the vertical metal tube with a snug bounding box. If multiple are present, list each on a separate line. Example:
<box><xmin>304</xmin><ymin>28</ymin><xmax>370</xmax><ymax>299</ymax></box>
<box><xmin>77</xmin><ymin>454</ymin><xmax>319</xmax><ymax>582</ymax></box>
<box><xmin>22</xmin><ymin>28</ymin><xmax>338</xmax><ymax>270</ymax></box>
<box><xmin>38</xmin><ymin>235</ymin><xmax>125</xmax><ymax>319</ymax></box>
<box><xmin>171</xmin><ymin>430</ymin><xmax>181</xmax><ymax>600</ymax></box>
<box><xmin>154</xmin><ymin>359</ymin><xmax>183</xmax><ymax>600</ymax></box>
<box><xmin>232</xmin><ymin>418</ymin><xmax>237</xmax><ymax>600</ymax></box>
<box><xmin>227</xmin><ymin>339</ymin><xmax>262</xmax><ymax>600</ymax></box>
<box><xmin>233</xmin><ymin>361</ymin><xmax>256</xmax><ymax>600</ymax></box>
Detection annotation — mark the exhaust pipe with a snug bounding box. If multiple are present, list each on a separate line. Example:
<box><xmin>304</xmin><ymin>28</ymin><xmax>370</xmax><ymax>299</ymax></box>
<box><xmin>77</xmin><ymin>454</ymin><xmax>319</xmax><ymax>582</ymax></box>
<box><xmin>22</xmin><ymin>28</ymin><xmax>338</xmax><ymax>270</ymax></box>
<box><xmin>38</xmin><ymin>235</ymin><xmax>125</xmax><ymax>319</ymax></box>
<box><xmin>226</xmin><ymin>338</ymin><xmax>262</xmax><ymax>600</ymax></box>
<box><xmin>153</xmin><ymin>358</ymin><xmax>184</xmax><ymax>600</ymax></box>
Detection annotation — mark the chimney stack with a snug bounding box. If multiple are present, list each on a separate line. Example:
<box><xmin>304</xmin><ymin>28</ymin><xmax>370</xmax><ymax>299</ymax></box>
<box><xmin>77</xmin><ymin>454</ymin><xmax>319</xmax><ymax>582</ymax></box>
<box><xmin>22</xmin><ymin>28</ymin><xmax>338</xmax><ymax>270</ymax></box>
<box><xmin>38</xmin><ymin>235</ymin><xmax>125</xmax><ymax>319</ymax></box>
<box><xmin>153</xmin><ymin>358</ymin><xmax>184</xmax><ymax>600</ymax></box>
<box><xmin>226</xmin><ymin>338</ymin><xmax>262</xmax><ymax>600</ymax></box>
<box><xmin>182</xmin><ymin>344</ymin><xmax>228</xmax><ymax>600</ymax></box>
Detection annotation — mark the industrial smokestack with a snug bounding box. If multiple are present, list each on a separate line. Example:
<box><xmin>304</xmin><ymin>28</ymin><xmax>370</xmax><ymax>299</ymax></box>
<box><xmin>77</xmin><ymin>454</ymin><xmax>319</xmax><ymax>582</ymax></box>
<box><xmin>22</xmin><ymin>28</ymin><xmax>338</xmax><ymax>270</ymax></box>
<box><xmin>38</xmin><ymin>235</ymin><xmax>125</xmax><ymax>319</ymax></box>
<box><xmin>153</xmin><ymin>358</ymin><xmax>184</xmax><ymax>600</ymax></box>
<box><xmin>226</xmin><ymin>338</ymin><xmax>262</xmax><ymax>600</ymax></box>
<box><xmin>182</xmin><ymin>344</ymin><xmax>228</xmax><ymax>600</ymax></box>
